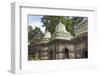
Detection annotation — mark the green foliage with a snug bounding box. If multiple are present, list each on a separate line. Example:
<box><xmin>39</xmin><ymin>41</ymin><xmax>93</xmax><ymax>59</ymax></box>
<box><xmin>28</xmin><ymin>25</ymin><xmax>34</xmax><ymax>43</ymax></box>
<box><xmin>66</xmin><ymin>17</ymin><xmax>83</xmax><ymax>35</ymax></box>
<box><xmin>28</xmin><ymin>26</ymin><xmax>44</xmax><ymax>44</ymax></box>
<box><xmin>41</xmin><ymin>16</ymin><xmax>83</xmax><ymax>35</ymax></box>
<box><xmin>41</xmin><ymin>16</ymin><xmax>66</xmax><ymax>34</ymax></box>
<box><xmin>28</xmin><ymin>55</ymin><xmax>40</xmax><ymax>60</ymax></box>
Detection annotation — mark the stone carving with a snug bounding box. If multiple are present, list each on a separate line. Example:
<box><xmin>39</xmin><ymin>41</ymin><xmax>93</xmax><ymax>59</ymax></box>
<box><xmin>29</xmin><ymin>18</ymin><xmax>88</xmax><ymax>60</ymax></box>
<box><xmin>51</xmin><ymin>21</ymin><xmax>73</xmax><ymax>40</ymax></box>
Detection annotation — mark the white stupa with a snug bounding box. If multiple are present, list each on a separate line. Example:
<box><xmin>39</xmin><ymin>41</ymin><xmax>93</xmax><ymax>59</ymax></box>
<box><xmin>52</xmin><ymin>21</ymin><xmax>73</xmax><ymax>40</ymax></box>
<box><xmin>40</xmin><ymin>28</ymin><xmax>51</xmax><ymax>43</ymax></box>
<box><xmin>55</xmin><ymin>21</ymin><xmax>69</xmax><ymax>33</ymax></box>
<box><xmin>43</xmin><ymin>30</ymin><xmax>51</xmax><ymax>39</ymax></box>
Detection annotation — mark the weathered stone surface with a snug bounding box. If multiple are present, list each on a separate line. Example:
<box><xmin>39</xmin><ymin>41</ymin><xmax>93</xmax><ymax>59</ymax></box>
<box><xmin>69</xmin><ymin>53</ymin><xmax>75</xmax><ymax>59</ymax></box>
<box><xmin>29</xmin><ymin>18</ymin><xmax>88</xmax><ymax>60</ymax></box>
<box><xmin>51</xmin><ymin>21</ymin><xmax>73</xmax><ymax>40</ymax></box>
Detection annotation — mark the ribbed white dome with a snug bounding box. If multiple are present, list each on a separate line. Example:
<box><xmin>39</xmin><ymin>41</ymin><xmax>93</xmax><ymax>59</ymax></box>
<box><xmin>51</xmin><ymin>21</ymin><xmax>73</xmax><ymax>40</ymax></box>
<box><xmin>43</xmin><ymin>30</ymin><xmax>51</xmax><ymax>39</ymax></box>
<box><xmin>55</xmin><ymin>22</ymin><xmax>69</xmax><ymax>33</ymax></box>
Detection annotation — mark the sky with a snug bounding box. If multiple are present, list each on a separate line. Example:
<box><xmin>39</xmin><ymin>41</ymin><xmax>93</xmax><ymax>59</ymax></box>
<box><xmin>28</xmin><ymin>15</ymin><xmax>46</xmax><ymax>33</ymax></box>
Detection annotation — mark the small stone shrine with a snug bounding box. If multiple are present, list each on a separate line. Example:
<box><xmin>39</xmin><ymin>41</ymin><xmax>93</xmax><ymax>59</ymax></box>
<box><xmin>29</xmin><ymin>18</ymin><xmax>88</xmax><ymax>60</ymax></box>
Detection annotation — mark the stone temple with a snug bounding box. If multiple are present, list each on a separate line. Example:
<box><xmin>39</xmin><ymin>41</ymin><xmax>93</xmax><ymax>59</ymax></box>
<box><xmin>28</xmin><ymin>18</ymin><xmax>88</xmax><ymax>60</ymax></box>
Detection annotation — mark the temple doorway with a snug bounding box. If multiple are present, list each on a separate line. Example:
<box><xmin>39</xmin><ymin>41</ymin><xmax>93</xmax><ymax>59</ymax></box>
<box><xmin>64</xmin><ymin>48</ymin><xmax>69</xmax><ymax>58</ymax></box>
<box><xmin>82</xmin><ymin>50</ymin><xmax>88</xmax><ymax>58</ymax></box>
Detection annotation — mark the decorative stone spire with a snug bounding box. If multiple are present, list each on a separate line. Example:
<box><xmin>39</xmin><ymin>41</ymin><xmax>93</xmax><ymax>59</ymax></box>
<box><xmin>55</xmin><ymin>21</ymin><xmax>69</xmax><ymax>33</ymax></box>
<box><xmin>52</xmin><ymin>21</ymin><xmax>73</xmax><ymax>40</ymax></box>
<box><xmin>43</xmin><ymin>28</ymin><xmax>51</xmax><ymax>39</ymax></box>
<box><xmin>40</xmin><ymin>28</ymin><xmax>51</xmax><ymax>43</ymax></box>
